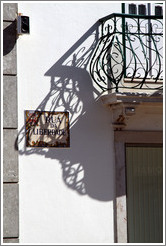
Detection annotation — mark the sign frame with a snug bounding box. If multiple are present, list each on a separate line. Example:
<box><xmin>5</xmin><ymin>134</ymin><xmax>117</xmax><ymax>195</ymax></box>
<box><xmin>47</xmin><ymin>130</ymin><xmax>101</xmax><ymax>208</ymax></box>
<box><xmin>25</xmin><ymin>110</ymin><xmax>70</xmax><ymax>148</ymax></box>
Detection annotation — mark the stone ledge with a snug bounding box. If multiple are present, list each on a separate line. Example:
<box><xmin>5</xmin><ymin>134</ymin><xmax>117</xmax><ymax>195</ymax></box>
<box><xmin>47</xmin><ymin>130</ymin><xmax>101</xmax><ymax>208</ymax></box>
<box><xmin>100</xmin><ymin>91</ymin><xmax>163</xmax><ymax>105</ymax></box>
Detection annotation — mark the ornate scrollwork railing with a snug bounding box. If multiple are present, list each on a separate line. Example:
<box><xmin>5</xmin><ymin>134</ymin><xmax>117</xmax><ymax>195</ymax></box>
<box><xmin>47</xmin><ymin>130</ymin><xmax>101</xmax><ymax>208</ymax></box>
<box><xmin>89</xmin><ymin>13</ymin><xmax>163</xmax><ymax>92</ymax></box>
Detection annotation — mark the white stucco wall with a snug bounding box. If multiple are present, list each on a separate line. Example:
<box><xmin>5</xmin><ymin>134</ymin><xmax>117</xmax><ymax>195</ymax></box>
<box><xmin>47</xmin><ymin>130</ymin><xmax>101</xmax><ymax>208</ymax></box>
<box><xmin>17</xmin><ymin>2</ymin><xmax>121</xmax><ymax>244</ymax></box>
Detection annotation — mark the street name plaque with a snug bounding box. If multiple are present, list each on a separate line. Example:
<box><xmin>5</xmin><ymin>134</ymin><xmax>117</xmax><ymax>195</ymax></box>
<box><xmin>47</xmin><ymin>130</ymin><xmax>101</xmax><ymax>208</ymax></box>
<box><xmin>25</xmin><ymin>110</ymin><xmax>70</xmax><ymax>147</ymax></box>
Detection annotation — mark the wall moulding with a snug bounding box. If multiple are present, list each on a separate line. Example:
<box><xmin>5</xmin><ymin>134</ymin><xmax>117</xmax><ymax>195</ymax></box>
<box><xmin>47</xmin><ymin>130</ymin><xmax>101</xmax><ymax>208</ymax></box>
<box><xmin>100</xmin><ymin>91</ymin><xmax>163</xmax><ymax>130</ymax></box>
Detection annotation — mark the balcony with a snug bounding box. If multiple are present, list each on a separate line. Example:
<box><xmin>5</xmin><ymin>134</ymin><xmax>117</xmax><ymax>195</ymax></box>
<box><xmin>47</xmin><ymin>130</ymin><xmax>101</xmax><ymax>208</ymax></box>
<box><xmin>90</xmin><ymin>13</ymin><xmax>163</xmax><ymax>93</ymax></box>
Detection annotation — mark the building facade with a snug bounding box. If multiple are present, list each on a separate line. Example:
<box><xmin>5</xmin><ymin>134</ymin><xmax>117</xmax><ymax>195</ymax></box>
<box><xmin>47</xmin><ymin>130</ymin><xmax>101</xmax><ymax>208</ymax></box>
<box><xmin>3</xmin><ymin>1</ymin><xmax>164</xmax><ymax>244</ymax></box>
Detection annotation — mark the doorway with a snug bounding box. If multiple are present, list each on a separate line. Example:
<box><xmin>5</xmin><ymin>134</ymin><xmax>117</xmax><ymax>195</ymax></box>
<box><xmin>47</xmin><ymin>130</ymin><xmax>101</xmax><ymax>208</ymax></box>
<box><xmin>126</xmin><ymin>144</ymin><xmax>163</xmax><ymax>243</ymax></box>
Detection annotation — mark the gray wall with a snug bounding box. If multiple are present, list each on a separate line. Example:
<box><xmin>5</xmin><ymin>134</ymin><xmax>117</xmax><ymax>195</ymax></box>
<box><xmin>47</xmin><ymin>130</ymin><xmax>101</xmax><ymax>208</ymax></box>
<box><xmin>3</xmin><ymin>3</ymin><xmax>19</xmax><ymax>243</ymax></box>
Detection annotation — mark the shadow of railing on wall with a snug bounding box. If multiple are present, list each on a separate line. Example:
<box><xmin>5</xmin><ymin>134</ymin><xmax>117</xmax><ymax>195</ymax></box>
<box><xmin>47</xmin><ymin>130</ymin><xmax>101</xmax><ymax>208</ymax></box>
<box><xmin>16</xmin><ymin>21</ymin><xmax>115</xmax><ymax>202</ymax></box>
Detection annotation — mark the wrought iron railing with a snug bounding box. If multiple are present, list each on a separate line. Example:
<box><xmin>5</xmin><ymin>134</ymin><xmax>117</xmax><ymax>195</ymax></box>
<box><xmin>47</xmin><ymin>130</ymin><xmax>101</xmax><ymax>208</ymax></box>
<box><xmin>89</xmin><ymin>13</ymin><xmax>163</xmax><ymax>92</ymax></box>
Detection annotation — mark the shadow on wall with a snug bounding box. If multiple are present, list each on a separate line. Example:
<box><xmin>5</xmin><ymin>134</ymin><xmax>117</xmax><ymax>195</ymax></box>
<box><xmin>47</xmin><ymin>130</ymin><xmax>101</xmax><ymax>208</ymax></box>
<box><xmin>16</xmin><ymin>21</ymin><xmax>114</xmax><ymax>201</ymax></box>
<box><xmin>3</xmin><ymin>20</ymin><xmax>17</xmax><ymax>56</ymax></box>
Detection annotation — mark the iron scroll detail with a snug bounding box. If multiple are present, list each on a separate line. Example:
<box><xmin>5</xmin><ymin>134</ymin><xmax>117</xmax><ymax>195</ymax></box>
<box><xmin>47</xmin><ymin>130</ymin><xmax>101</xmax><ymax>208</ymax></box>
<box><xmin>89</xmin><ymin>13</ymin><xmax>163</xmax><ymax>92</ymax></box>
